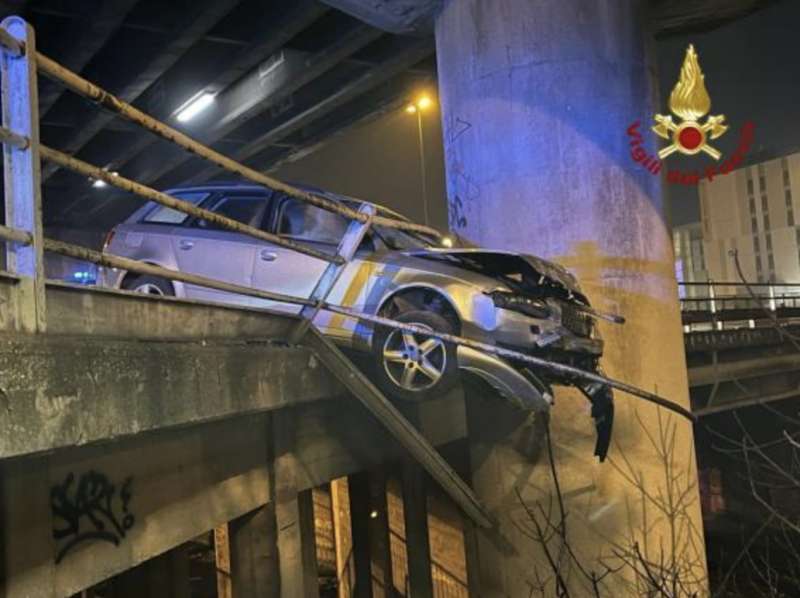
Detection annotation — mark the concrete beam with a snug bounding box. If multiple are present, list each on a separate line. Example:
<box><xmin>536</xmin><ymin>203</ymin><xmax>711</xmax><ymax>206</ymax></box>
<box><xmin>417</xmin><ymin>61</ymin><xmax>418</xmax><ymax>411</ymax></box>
<box><xmin>688</xmin><ymin>353</ymin><xmax>800</xmax><ymax>386</ymax></box>
<box><xmin>41</xmin><ymin>0</ymin><xmax>243</xmax><ymax>182</ymax></box>
<box><xmin>103</xmin><ymin>0</ymin><xmax>328</xmax><ymax>180</ymax></box>
<box><xmin>2</xmin><ymin>416</ymin><xmax>273</xmax><ymax>596</ymax></box>
<box><xmin>129</xmin><ymin>24</ymin><xmax>383</xmax><ymax>188</ymax></box>
<box><xmin>178</xmin><ymin>39</ymin><xmax>432</xmax><ymax>186</ymax></box>
<box><xmin>320</xmin><ymin>0</ymin><xmax>438</xmax><ymax>34</ymax></box>
<box><xmin>0</xmin><ymin>332</ymin><xmax>337</xmax><ymax>460</ymax></box>
<box><xmin>36</xmin><ymin>0</ymin><xmax>140</xmax><ymax>117</ymax></box>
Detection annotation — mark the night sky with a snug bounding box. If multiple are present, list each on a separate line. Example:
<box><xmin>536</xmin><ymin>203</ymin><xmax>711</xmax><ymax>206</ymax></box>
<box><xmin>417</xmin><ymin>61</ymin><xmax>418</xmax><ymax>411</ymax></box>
<box><xmin>658</xmin><ymin>0</ymin><xmax>800</xmax><ymax>225</ymax></box>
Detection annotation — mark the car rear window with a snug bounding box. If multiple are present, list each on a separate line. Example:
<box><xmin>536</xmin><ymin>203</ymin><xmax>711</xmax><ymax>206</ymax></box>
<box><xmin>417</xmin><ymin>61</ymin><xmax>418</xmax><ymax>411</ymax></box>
<box><xmin>142</xmin><ymin>191</ymin><xmax>209</xmax><ymax>224</ymax></box>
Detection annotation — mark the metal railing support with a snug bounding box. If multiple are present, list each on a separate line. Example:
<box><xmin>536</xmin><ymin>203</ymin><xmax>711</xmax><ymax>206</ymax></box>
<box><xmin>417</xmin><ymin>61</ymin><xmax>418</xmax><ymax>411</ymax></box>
<box><xmin>1</xmin><ymin>16</ymin><xmax>45</xmax><ymax>332</ymax></box>
<box><xmin>288</xmin><ymin>202</ymin><xmax>376</xmax><ymax>344</ymax></box>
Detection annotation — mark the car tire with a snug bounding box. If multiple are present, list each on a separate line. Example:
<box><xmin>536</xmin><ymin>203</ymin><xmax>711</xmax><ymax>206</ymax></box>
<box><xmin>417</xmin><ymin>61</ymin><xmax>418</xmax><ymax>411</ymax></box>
<box><xmin>122</xmin><ymin>274</ymin><xmax>174</xmax><ymax>297</ymax></box>
<box><xmin>371</xmin><ymin>309</ymin><xmax>460</xmax><ymax>402</ymax></box>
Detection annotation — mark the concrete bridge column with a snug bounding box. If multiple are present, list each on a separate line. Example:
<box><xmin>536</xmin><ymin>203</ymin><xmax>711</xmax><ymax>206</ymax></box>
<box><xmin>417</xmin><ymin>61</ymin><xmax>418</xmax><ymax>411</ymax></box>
<box><xmin>367</xmin><ymin>471</ymin><xmax>393</xmax><ymax>597</ymax></box>
<box><xmin>273</xmin><ymin>410</ymin><xmax>320</xmax><ymax>598</ymax></box>
<box><xmin>435</xmin><ymin>0</ymin><xmax>706</xmax><ymax>595</ymax></box>
<box><xmin>112</xmin><ymin>547</ymin><xmax>190</xmax><ymax>598</ymax></box>
<box><xmin>348</xmin><ymin>472</ymin><xmax>374</xmax><ymax>598</ymax></box>
<box><xmin>229</xmin><ymin>506</ymin><xmax>280</xmax><ymax>598</ymax></box>
<box><xmin>401</xmin><ymin>457</ymin><xmax>433</xmax><ymax>597</ymax></box>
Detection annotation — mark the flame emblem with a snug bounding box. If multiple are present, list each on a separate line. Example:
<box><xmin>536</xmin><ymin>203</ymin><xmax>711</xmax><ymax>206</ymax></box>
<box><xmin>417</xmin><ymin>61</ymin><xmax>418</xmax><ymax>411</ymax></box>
<box><xmin>653</xmin><ymin>45</ymin><xmax>727</xmax><ymax>160</ymax></box>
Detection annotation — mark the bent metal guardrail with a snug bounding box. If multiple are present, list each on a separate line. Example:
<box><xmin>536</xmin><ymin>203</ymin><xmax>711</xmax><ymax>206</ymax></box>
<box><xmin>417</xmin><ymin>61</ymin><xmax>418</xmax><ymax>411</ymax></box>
<box><xmin>0</xmin><ymin>17</ymin><xmax>694</xmax><ymax>523</ymax></box>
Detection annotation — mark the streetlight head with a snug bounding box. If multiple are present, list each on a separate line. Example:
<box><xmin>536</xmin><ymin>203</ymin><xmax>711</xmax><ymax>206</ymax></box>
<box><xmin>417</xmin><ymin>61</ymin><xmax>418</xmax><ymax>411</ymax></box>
<box><xmin>405</xmin><ymin>104</ymin><xmax>417</xmax><ymax>114</ymax></box>
<box><xmin>417</xmin><ymin>96</ymin><xmax>432</xmax><ymax>110</ymax></box>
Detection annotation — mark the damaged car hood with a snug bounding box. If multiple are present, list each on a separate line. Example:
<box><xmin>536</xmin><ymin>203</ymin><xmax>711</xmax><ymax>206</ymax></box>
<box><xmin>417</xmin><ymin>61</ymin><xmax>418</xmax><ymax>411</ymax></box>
<box><xmin>401</xmin><ymin>248</ymin><xmax>583</xmax><ymax>297</ymax></box>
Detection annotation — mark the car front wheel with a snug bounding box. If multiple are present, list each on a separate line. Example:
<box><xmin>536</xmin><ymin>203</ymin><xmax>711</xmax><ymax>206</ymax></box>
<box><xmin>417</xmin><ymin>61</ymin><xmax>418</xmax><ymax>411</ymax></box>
<box><xmin>371</xmin><ymin>310</ymin><xmax>460</xmax><ymax>402</ymax></box>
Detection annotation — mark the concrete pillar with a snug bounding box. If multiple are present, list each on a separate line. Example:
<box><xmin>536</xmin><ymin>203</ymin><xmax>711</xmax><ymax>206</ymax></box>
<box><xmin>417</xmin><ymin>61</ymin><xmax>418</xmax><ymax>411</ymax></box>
<box><xmin>1</xmin><ymin>462</ymin><xmax>56</xmax><ymax>598</ymax></box>
<box><xmin>435</xmin><ymin>1</ymin><xmax>706</xmax><ymax>595</ymax></box>
<box><xmin>347</xmin><ymin>473</ymin><xmax>373</xmax><ymax>598</ymax></box>
<box><xmin>112</xmin><ymin>547</ymin><xmax>190</xmax><ymax>598</ymax></box>
<box><xmin>215</xmin><ymin>524</ymin><xmax>233</xmax><ymax>598</ymax></box>
<box><xmin>400</xmin><ymin>458</ymin><xmax>433</xmax><ymax>598</ymax></box>
<box><xmin>367</xmin><ymin>472</ymin><xmax>393</xmax><ymax>598</ymax></box>
<box><xmin>273</xmin><ymin>410</ymin><xmax>319</xmax><ymax>598</ymax></box>
<box><xmin>229</xmin><ymin>507</ymin><xmax>280</xmax><ymax>598</ymax></box>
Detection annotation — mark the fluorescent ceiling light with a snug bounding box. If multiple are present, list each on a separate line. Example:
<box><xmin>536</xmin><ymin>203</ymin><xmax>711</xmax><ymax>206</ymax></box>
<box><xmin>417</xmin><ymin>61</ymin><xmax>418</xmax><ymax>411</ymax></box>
<box><xmin>176</xmin><ymin>92</ymin><xmax>215</xmax><ymax>123</ymax></box>
<box><xmin>91</xmin><ymin>171</ymin><xmax>118</xmax><ymax>188</ymax></box>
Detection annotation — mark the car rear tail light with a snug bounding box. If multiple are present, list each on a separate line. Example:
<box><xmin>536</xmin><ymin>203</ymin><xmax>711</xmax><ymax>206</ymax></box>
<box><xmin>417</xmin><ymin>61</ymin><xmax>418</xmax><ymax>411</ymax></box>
<box><xmin>102</xmin><ymin>228</ymin><xmax>116</xmax><ymax>252</ymax></box>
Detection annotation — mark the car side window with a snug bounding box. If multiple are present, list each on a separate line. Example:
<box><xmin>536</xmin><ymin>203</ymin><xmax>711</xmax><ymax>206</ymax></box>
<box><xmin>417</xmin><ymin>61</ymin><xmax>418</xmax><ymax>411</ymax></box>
<box><xmin>141</xmin><ymin>191</ymin><xmax>209</xmax><ymax>224</ymax></box>
<box><xmin>196</xmin><ymin>195</ymin><xmax>268</xmax><ymax>230</ymax></box>
<box><xmin>277</xmin><ymin>198</ymin><xmax>348</xmax><ymax>245</ymax></box>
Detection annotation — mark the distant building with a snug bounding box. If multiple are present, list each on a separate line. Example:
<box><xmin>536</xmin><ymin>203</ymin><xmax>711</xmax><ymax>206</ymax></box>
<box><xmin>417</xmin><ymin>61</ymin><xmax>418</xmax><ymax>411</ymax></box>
<box><xmin>673</xmin><ymin>222</ymin><xmax>708</xmax><ymax>297</ymax></box>
<box><xmin>699</xmin><ymin>153</ymin><xmax>800</xmax><ymax>284</ymax></box>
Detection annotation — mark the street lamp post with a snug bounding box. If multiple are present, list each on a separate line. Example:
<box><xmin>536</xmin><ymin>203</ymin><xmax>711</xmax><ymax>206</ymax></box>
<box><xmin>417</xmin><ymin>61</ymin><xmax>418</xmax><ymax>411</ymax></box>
<box><xmin>406</xmin><ymin>95</ymin><xmax>433</xmax><ymax>225</ymax></box>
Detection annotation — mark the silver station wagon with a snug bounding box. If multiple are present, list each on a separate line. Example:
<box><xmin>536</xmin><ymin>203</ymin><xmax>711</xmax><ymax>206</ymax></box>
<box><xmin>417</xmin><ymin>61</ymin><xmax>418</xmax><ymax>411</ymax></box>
<box><xmin>100</xmin><ymin>182</ymin><xmax>615</xmax><ymax>459</ymax></box>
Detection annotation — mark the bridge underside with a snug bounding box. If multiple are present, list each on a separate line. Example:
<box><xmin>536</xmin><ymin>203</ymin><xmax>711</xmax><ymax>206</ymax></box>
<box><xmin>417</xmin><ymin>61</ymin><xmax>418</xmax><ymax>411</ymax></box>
<box><xmin>0</xmin><ymin>275</ymin><xmax>474</xmax><ymax>597</ymax></box>
<box><xmin>686</xmin><ymin>324</ymin><xmax>800</xmax><ymax>416</ymax></box>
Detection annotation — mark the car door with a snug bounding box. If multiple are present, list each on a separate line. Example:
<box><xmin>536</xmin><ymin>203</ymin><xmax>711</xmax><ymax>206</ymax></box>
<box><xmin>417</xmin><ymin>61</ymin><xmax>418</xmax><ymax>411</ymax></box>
<box><xmin>251</xmin><ymin>195</ymin><xmax>383</xmax><ymax>342</ymax></box>
<box><xmin>251</xmin><ymin>194</ymin><xmax>359</xmax><ymax>315</ymax></box>
<box><xmin>172</xmin><ymin>191</ymin><xmax>270</xmax><ymax>306</ymax></box>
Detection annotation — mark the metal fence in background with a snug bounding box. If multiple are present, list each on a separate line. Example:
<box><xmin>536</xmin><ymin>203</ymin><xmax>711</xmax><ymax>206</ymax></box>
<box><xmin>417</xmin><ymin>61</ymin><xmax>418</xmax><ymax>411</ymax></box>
<box><xmin>678</xmin><ymin>281</ymin><xmax>800</xmax><ymax>330</ymax></box>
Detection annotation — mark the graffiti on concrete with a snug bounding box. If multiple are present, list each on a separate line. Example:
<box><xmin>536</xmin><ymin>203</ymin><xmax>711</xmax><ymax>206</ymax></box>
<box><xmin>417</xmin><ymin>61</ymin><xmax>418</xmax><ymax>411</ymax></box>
<box><xmin>51</xmin><ymin>470</ymin><xmax>135</xmax><ymax>564</ymax></box>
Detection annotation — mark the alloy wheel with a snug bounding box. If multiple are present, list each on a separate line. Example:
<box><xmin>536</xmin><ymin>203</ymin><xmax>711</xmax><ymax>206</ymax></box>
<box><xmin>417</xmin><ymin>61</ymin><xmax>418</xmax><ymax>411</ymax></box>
<box><xmin>382</xmin><ymin>324</ymin><xmax>447</xmax><ymax>392</ymax></box>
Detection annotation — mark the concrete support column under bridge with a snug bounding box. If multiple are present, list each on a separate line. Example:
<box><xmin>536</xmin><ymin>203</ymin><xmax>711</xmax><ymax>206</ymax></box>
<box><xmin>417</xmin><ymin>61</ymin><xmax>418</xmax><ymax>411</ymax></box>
<box><xmin>434</xmin><ymin>0</ymin><xmax>706</xmax><ymax>595</ymax></box>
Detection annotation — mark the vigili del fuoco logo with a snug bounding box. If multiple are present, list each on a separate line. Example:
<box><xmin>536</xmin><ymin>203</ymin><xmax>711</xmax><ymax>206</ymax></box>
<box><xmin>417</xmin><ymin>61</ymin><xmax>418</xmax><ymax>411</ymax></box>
<box><xmin>627</xmin><ymin>44</ymin><xmax>754</xmax><ymax>186</ymax></box>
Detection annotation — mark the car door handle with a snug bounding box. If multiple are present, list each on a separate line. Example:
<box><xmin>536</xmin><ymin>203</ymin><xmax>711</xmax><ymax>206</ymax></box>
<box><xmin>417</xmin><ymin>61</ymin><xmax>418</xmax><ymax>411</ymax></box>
<box><xmin>260</xmin><ymin>250</ymin><xmax>278</xmax><ymax>262</ymax></box>
<box><xmin>178</xmin><ymin>239</ymin><xmax>194</xmax><ymax>250</ymax></box>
